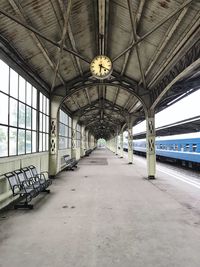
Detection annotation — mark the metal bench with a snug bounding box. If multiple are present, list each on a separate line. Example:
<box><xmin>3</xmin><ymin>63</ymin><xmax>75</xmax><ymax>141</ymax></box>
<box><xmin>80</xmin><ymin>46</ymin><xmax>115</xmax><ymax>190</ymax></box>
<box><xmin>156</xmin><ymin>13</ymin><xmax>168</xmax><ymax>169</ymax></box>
<box><xmin>4</xmin><ymin>167</ymin><xmax>51</xmax><ymax>209</ymax></box>
<box><xmin>5</xmin><ymin>171</ymin><xmax>38</xmax><ymax>209</ymax></box>
<box><xmin>28</xmin><ymin>165</ymin><xmax>52</xmax><ymax>187</ymax></box>
<box><xmin>63</xmin><ymin>155</ymin><xmax>78</xmax><ymax>171</ymax></box>
<box><xmin>22</xmin><ymin>167</ymin><xmax>51</xmax><ymax>191</ymax></box>
<box><xmin>85</xmin><ymin>149</ymin><xmax>92</xmax><ymax>156</ymax></box>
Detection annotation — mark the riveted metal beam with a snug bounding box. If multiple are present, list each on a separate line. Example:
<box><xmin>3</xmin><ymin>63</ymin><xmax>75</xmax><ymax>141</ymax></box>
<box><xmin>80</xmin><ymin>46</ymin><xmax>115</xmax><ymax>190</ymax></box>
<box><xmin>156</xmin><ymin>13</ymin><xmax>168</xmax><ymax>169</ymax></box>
<box><xmin>150</xmin><ymin>40</ymin><xmax>200</xmax><ymax>110</ymax></box>
<box><xmin>127</xmin><ymin>0</ymin><xmax>146</xmax><ymax>88</ymax></box>
<box><xmin>55</xmin><ymin>0</ymin><xmax>84</xmax><ymax>76</ymax></box>
<box><xmin>0</xmin><ymin>7</ymin><xmax>91</xmax><ymax>64</ymax></box>
<box><xmin>148</xmin><ymin>12</ymin><xmax>200</xmax><ymax>89</ymax></box>
<box><xmin>72</xmin><ymin>98</ymin><xmax>129</xmax><ymax>118</ymax></box>
<box><xmin>112</xmin><ymin>0</ymin><xmax>194</xmax><ymax>62</ymax></box>
<box><xmin>142</xmin><ymin>5</ymin><xmax>189</xmax><ymax>86</ymax></box>
<box><xmin>8</xmin><ymin>0</ymin><xmax>65</xmax><ymax>87</ymax></box>
<box><xmin>51</xmin><ymin>0</ymin><xmax>72</xmax><ymax>92</ymax></box>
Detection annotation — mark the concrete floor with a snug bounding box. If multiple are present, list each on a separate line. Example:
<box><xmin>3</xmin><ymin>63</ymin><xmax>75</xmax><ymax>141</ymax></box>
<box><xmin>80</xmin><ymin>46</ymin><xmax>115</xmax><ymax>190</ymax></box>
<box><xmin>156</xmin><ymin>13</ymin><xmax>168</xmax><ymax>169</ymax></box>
<box><xmin>1</xmin><ymin>148</ymin><xmax>200</xmax><ymax>267</ymax></box>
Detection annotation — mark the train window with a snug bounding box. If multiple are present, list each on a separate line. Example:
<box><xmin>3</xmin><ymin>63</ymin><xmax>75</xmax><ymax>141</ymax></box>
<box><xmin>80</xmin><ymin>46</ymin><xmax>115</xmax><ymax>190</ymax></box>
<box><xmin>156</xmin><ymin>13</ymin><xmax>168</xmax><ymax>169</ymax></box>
<box><xmin>192</xmin><ymin>144</ymin><xmax>197</xmax><ymax>152</ymax></box>
<box><xmin>180</xmin><ymin>144</ymin><xmax>184</xmax><ymax>152</ymax></box>
<box><xmin>160</xmin><ymin>144</ymin><xmax>162</xmax><ymax>149</ymax></box>
<box><xmin>175</xmin><ymin>144</ymin><xmax>178</xmax><ymax>151</ymax></box>
<box><xmin>185</xmin><ymin>144</ymin><xmax>190</xmax><ymax>152</ymax></box>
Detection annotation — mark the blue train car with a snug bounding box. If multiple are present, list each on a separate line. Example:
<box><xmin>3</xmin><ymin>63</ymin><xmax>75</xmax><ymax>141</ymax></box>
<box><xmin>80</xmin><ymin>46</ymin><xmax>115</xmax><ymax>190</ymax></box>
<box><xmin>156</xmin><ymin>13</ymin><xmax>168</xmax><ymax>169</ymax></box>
<box><xmin>124</xmin><ymin>137</ymin><xmax>200</xmax><ymax>168</ymax></box>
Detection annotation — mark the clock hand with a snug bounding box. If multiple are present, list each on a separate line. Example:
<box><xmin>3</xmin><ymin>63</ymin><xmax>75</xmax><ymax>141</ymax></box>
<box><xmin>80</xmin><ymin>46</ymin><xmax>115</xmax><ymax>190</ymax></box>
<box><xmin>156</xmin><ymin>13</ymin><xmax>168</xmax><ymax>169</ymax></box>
<box><xmin>100</xmin><ymin>64</ymin><xmax>110</xmax><ymax>71</ymax></box>
<box><xmin>99</xmin><ymin>64</ymin><xmax>103</xmax><ymax>73</ymax></box>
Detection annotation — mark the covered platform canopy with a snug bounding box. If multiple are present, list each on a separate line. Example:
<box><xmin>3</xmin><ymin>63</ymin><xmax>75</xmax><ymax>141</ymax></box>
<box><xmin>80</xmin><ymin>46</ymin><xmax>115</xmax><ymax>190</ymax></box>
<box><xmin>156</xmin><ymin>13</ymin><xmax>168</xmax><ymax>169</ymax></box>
<box><xmin>133</xmin><ymin>116</ymin><xmax>200</xmax><ymax>139</ymax></box>
<box><xmin>0</xmin><ymin>0</ymin><xmax>199</xmax><ymax>178</ymax></box>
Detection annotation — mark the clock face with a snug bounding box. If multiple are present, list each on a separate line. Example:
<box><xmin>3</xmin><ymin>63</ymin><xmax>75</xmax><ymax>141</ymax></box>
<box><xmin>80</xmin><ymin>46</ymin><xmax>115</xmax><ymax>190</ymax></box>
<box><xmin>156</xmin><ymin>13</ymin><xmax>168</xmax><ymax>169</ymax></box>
<box><xmin>90</xmin><ymin>55</ymin><xmax>112</xmax><ymax>79</ymax></box>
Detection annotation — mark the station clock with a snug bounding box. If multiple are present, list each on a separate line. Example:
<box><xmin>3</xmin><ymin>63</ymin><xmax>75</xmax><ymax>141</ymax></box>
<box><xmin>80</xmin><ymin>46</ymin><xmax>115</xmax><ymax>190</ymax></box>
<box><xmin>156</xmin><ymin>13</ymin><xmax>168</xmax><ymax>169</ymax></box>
<box><xmin>90</xmin><ymin>55</ymin><xmax>112</xmax><ymax>79</ymax></box>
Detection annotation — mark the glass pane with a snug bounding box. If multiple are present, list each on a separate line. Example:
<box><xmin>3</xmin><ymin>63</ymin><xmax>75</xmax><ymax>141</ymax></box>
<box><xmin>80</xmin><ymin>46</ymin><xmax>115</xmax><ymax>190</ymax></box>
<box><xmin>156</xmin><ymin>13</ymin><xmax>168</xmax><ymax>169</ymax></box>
<box><xmin>65</xmin><ymin>125</ymin><xmax>68</xmax><ymax>137</ymax></box>
<box><xmin>46</xmin><ymin>116</ymin><xmax>49</xmax><ymax>133</ymax></box>
<box><xmin>66</xmin><ymin>115</ymin><xmax>69</xmax><ymax>126</ymax></box>
<box><xmin>46</xmin><ymin>98</ymin><xmax>49</xmax><ymax>115</ymax></box>
<box><xmin>68</xmin><ymin>127</ymin><xmax>71</xmax><ymax>138</ymax></box>
<box><xmin>39</xmin><ymin>113</ymin><xmax>43</xmax><ymax>131</ymax></box>
<box><xmin>43</xmin><ymin>133</ymin><xmax>45</xmax><ymax>151</ymax></box>
<box><xmin>10</xmin><ymin>98</ymin><xmax>18</xmax><ymax>126</ymax></box>
<box><xmin>0</xmin><ymin>126</ymin><xmax>8</xmax><ymax>157</ymax></box>
<box><xmin>39</xmin><ymin>93</ymin><xmax>43</xmax><ymax>112</ymax></box>
<box><xmin>18</xmin><ymin>103</ymin><xmax>25</xmax><ymax>128</ymax></box>
<box><xmin>46</xmin><ymin>134</ymin><xmax>49</xmax><ymax>151</ymax></box>
<box><xmin>10</xmin><ymin>68</ymin><xmax>18</xmax><ymax>98</ymax></box>
<box><xmin>26</xmin><ymin>130</ymin><xmax>31</xmax><ymax>153</ymax></box>
<box><xmin>69</xmin><ymin>117</ymin><xmax>72</xmax><ymax>127</ymax></box>
<box><xmin>26</xmin><ymin>82</ymin><xmax>32</xmax><ymax>106</ymax></box>
<box><xmin>43</xmin><ymin>96</ymin><xmax>46</xmax><ymax>113</ymax></box>
<box><xmin>0</xmin><ymin>93</ymin><xmax>8</xmax><ymax>124</ymax></box>
<box><xmin>32</xmin><ymin>131</ymin><xmax>36</xmax><ymax>153</ymax></box>
<box><xmin>68</xmin><ymin>138</ymin><xmax>71</xmax><ymax>148</ymax></box>
<box><xmin>39</xmin><ymin>132</ymin><xmax>42</xmax><ymax>151</ymax></box>
<box><xmin>32</xmin><ymin>109</ymin><xmax>36</xmax><ymax>131</ymax></box>
<box><xmin>0</xmin><ymin>60</ymin><xmax>9</xmax><ymax>93</ymax></box>
<box><xmin>18</xmin><ymin>129</ymin><xmax>25</xmax><ymax>155</ymax></box>
<box><xmin>43</xmin><ymin>114</ymin><xmax>46</xmax><ymax>132</ymax></box>
<box><xmin>32</xmin><ymin>87</ymin><xmax>37</xmax><ymax>108</ymax></box>
<box><xmin>59</xmin><ymin>123</ymin><xmax>64</xmax><ymax>136</ymax></box>
<box><xmin>19</xmin><ymin>76</ymin><xmax>26</xmax><ymax>102</ymax></box>
<box><xmin>9</xmin><ymin>127</ymin><xmax>17</xmax><ymax>156</ymax></box>
<box><xmin>59</xmin><ymin>137</ymin><xmax>64</xmax><ymax>149</ymax></box>
<box><xmin>26</xmin><ymin>106</ymin><xmax>32</xmax><ymax>129</ymax></box>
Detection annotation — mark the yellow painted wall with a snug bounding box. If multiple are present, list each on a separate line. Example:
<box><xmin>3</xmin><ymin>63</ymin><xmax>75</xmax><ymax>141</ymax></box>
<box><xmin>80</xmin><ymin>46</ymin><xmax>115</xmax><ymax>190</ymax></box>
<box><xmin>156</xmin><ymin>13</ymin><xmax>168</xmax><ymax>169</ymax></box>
<box><xmin>58</xmin><ymin>149</ymin><xmax>72</xmax><ymax>172</ymax></box>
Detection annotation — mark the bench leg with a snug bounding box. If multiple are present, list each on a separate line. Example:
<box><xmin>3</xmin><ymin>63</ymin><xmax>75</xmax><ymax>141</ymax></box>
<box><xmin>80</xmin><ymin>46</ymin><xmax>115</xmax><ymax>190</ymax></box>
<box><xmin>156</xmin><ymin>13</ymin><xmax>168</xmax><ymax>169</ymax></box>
<box><xmin>14</xmin><ymin>202</ymin><xmax>33</xmax><ymax>209</ymax></box>
<box><xmin>42</xmin><ymin>189</ymin><xmax>50</xmax><ymax>193</ymax></box>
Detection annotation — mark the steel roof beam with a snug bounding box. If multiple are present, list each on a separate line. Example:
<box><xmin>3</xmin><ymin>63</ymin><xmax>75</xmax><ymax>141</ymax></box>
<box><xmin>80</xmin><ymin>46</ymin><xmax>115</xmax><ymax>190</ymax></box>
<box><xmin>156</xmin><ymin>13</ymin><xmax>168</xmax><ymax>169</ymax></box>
<box><xmin>85</xmin><ymin>88</ymin><xmax>91</xmax><ymax>105</ymax></box>
<box><xmin>142</xmin><ymin>5</ymin><xmax>189</xmax><ymax>86</ymax></box>
<box><xmin>127</xmin><ymin>0</ymin><xmax>146</xmax><ymax>88</ymax></box>
<box><xmin>148</xmin><ymin>12</ymin><xmax>200</xmax><ymax>89</ymax></box>
<box><xmin>0</xmin><ymin>35</ymin><xmax>50</xmax><ymax>93</ymax></box>
<box><xmin>51</xmin><ymin>0</ymin><xmax>72</xmax><ymax>92</ymax></box>
<box><xmin>151</xmin><ymin>57</ymin><xmax>200</xmax><ymax>110</ymax></box>
<box><xmin>72</xmin><ymin>98</ymin><xmax>129</xmax><ymax>117</ymax></box>
<box><xmin>120</xmin><ymin>0</ymin><xmax>146</xmax><ymax>76</ymax></box>
<box><xmin>71</xmin><ymin>95</ymin><xmax>81</xmax><ymax>110</ymax></box>
<box><xmin>7</xmin><ymin>0</ymin><xmax>65</xmax><ymax>86</ymax></box>
<box><xmin>135</xmin><ymin>0</ymin><xmax>146</xmax><ymax>27</ymax></box>
<box><xmin>112</xmin><ymin>0</ymin><xmax>194</xmax><ymax>62</ymax></box>
<box><xmin>0</xmin><ymin>7</ymin><xmax>91</xmax><ymax>64</ymax></box>
<box><xmin>55</xmin><ymin>0</ymin><xmax>84</xmax><ymax>76</ymax></box>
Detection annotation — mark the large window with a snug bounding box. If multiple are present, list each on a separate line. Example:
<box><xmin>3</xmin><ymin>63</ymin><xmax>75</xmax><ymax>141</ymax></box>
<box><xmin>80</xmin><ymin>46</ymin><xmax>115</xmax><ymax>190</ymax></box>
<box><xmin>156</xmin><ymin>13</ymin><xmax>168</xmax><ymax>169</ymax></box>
<box><xmin>0</xmin><ymin>59</ymin><xmax>49</xmax><ymax>157</ymax></box>
<box><xmin>76</xmin><ymin>124</ymin><xmax>81</xmax><ymax>148</ymax></box>
<box><xmin>59</xmin><ymin>110</ymin><xmax>72</xmax><ymax>149</ymax></box>
<box><xmin>39</xmin><ymin>92</ymin><xmax>49</xmax><ymax>152</ymax></box>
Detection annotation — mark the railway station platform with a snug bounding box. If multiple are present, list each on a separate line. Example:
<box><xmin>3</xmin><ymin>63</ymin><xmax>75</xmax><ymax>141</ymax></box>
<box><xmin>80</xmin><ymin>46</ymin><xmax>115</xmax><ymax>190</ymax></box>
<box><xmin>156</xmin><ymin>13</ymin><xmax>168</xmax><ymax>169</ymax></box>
<box><xmin>1</xmin><ymin>148</ymin><xmax>200</xmax><ymax>267</ymax></box>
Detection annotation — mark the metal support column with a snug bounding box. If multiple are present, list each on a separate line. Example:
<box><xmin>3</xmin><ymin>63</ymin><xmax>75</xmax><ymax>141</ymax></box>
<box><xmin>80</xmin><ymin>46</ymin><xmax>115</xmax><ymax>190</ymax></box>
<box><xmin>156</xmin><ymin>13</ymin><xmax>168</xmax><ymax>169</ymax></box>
<box><xmin>49</xmin><ymin>96</ymin><xmax>63</xmax><ymax>177</ymax></box>
<box><xmin>128</xmin><ymin>125</ymin><xmax>133</xmax><ymax>164</ymax></box>
<box><xmin>115</xmin><ymin>134</ymin><xmax>118</xmax><ymax>155</ymax></box>
<box><xmin>146</xmin><ymin>113</ymin><xmax>156</xmax><ymax>179</ymax></box>
<box><xmin>120</xmin><ymin>132</ymin><xmax>124</xmax><ymax>158</ymax></box>
<box><xmin>85</xmin><ymin>130</ymin><xmax>89</xmax><ymax>150</ymax></box>
<box><xmin>81</xmin><ymin>125</ymin><xmax>85</xmax><ymax>157</ymax></box>
<box><xmin>71</xmin><ymin>117</ymin><xmax>77</xmax><ymax>159</ymax></box>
